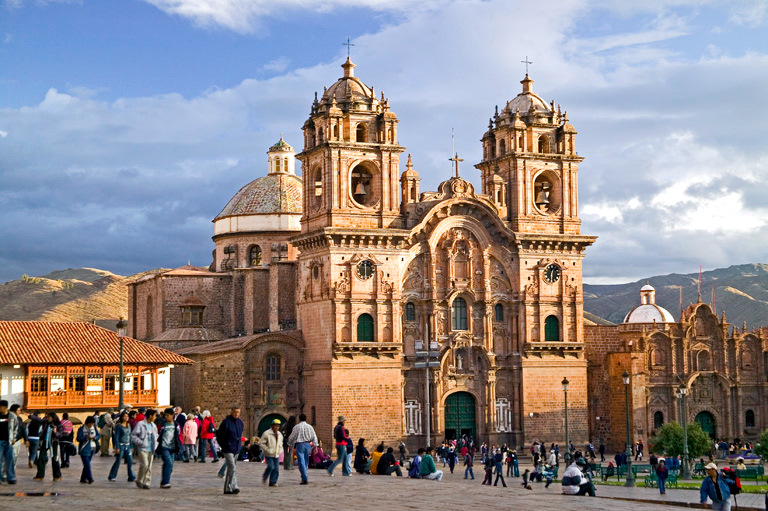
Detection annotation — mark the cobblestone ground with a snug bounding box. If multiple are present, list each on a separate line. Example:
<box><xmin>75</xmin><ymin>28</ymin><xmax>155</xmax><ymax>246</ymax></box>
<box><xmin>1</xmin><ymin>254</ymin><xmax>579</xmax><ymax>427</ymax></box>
<box><xmin>2</xmin><ymin>453</ymin><xmax>763</xmax><ymax>510</ymax></box>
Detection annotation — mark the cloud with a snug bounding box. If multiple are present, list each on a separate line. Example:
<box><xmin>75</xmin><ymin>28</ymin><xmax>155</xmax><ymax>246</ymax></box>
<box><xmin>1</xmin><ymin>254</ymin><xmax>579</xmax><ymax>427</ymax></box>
<box><xmin>262</xmin><ymin>56</ymin><xmax>290</xmax><ymax>73</ymax></box>
<box><xmin>0</xmin><ymin>130</ymin><xmax>7</xmax><ymax>138</ymax></box>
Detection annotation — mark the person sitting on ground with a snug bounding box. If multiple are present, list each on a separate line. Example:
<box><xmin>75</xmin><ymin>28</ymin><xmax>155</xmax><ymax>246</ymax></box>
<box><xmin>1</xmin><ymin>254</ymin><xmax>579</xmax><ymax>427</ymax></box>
<box><xmin>408</xmin><ymin>448</ymin><xmax>423</xmax><ymax>478</ymax></box>
<box><xmin>418</xmin><ymin>447</ymin><xmax>442</xmax><ymax>481</ymax></box>
<box><xmin>735</xmin><ymin>457</ymin><xmax>747</xmax><ymax>471</ymax></box>
<box><xmin>354</xmin><ymin>438</ymin><xmax>372</xmax><ymax>474</ymax></box>
<box><xmin>377</xmin><ymin>447</ymin><xmax>403</xmax><ymax>477</ymax></box>
<box><xmin>561</xmin><ymin>458</ymin><xmax>595</xmax><ymax>497</ymax></box>
<box><xmin>542</xmin><ymin>464</ymin><xmax>555</xmax><ymax>488</ymax></box>
<box><xmin>311</xmin><ymin>441</ymin><xmax>332</xmax><ymax>470</ymax></box>
<box><xmin>370</xmin><ymin>443</ymin><xmax>385</xmax><ymax>475</ymax></box>
<box><xmin>248</xmin><ymin>438</ymin><xmax>262</xmax><ymax>462</ymax></box>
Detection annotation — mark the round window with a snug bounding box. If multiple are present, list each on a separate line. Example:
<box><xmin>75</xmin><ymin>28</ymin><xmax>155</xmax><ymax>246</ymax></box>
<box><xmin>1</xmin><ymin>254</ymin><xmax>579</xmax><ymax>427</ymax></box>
<box><xmin>356</xmin><ymin>260</ymin><xmax>374</xmax><ymax>280</ymax></box>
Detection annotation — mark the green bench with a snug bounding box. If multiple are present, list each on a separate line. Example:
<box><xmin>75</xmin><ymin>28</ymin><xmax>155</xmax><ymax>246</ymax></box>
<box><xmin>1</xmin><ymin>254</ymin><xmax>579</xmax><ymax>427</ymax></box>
<box><xmin>644</xmin><ymin>471</ymin><xmax>679</xmax><ymax>489</ymax></box>
<box><xmin>693</xmin><ymin>462</ymin><xmax>706</xmax><ymax>477</ymax></box>
<box><xmin>736</xmin><ymin>468</ymin><xmax>759</xmax><ymax>484</ymax></box>
<box><xmin>632</xmin><ymin>464</ymin><xmax>653</xmax><ymax>476</ymax></box>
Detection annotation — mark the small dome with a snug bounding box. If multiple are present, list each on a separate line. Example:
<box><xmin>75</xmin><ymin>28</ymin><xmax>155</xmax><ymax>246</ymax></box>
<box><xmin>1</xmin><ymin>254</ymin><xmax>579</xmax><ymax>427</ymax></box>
<box><xmin>500</xmin><ymin>75</ymin><xmax>552</xmax><ymax>119</ymax></box>
<box><xmin>322</xmin><ymin>58</ymin><xmax>373</xmax><ymax>103</ymax></box>
<box><xmin>215</xmin><ymin>173</ymin><xmax>302</xmax><ymax>219</ymax></box>
<box><xmin>641</xmin><ymin>283</ymin><xmax>655</xmax><ymax>292</ymax></box>
<box><xmin>269</xmin><ymin>135</ymin><xmax>294</xmax><ymax>153</ymax></box>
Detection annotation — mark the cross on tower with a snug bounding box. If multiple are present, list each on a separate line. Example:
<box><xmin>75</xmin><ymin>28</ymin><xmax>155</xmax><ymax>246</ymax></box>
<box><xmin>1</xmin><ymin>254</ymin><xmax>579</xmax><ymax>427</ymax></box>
<box><xmin>449</xmin><ymin>153</ymin><xmax>464</xmax><ymax>178</ymax></box>
<box><xmin>521</xmin><ymin>55</ymin><xmax>533</xmax><ymax>74</ymax></box>
<box><xmin>342</xmin><ymin>37</ymin><xmax>355</xmax><ymax>58</ymax></box>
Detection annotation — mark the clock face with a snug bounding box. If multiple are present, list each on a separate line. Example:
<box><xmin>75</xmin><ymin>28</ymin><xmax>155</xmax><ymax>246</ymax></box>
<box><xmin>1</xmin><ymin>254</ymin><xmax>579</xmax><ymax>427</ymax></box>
<box><xmin>356</xmin><ymin>260</ymin><xmax>374</xmax><ymax>280</ymax></box>
<box><xmin>544</xmin><ymin>264</ymin><xmax>561</xmax><ymax>284</ymax></box>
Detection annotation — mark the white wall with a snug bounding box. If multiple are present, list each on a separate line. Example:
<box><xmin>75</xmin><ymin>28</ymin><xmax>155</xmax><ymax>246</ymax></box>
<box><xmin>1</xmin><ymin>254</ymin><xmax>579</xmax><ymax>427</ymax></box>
<box><xmin>157</xmin><ymin>366</ymin><xmax>171</xmax><ymax>407</ymax></box>
<box><xmin>0</xmin><ymin>365</ymin><xmax>26</xmax><ymax>406</ymax></box>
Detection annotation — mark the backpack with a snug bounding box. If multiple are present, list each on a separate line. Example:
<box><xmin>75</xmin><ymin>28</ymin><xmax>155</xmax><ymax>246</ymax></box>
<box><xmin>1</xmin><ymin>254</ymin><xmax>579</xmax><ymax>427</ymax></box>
<box><xmin>98</xmin><ymin>414</ymin><xmax>106</xmax><ymax>429</ymax></box>
<box><xmin>721</xmin><ymin>468</ymin><xmax>741</xmax><ymax>495</ymax></box>
<box><xmin>408</xmin><ymin>457</ymin><xmax>421</xmax><ymax>478</ymax></box>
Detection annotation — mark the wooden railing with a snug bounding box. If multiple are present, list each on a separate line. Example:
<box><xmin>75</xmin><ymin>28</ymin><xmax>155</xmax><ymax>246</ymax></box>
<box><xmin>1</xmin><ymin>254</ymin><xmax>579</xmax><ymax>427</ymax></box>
<box><xmin>27</xmin><ymin>389</ymin><xmax>158</xmax><ymax>409</ymax></box>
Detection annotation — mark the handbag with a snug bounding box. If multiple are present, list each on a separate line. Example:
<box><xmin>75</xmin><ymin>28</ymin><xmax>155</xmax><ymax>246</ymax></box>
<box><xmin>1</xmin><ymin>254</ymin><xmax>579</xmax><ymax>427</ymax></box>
<box><xmin>66</xmin><ymin>442</ymin><xmax>77</xmax><ymax>456</ymax></box>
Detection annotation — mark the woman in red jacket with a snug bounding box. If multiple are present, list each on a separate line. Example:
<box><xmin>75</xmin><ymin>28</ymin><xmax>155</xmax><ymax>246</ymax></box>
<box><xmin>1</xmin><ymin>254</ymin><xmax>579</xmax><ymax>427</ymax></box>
<box><xmin>198</xmin><ymin>410</ymin><xmax>219</xmax><ymax>463</ymax></box>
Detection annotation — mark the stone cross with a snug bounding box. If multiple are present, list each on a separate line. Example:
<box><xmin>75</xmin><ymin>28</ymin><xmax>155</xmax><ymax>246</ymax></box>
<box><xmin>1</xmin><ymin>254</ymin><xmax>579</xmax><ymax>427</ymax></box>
<box><xmin>449</xmin><ymin>153</ymin><xmax>464</xmax><ymax>178</ymax></box>
<box><xmin>342</xmin><ymin>37</ymin><xmax>355</xmax><ymax>58</ymax></box>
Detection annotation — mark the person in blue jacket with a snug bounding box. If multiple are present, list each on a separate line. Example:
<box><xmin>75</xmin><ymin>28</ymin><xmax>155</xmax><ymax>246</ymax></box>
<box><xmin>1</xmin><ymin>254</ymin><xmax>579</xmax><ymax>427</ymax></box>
<box><xmin>700</xmin><ymin>462</ymin><xmax>731</xmax><ymax>511</ymax></box>
<box><xmin>76</xmin><ymin>415</ymin><xmax>100</xmax><ymax>484</ymax></box>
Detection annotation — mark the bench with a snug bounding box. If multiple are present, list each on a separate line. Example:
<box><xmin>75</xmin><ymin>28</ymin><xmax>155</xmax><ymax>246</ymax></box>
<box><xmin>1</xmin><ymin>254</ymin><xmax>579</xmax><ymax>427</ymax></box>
<box><xmin>736</xmin><ymin>468</ymin><xmax>759</xmax><ymax>484</ymax></box>
<box><xmin>693</xmin><ymin>462</ymin><xmax>706</xmax><ymax>477</ymax></box>
<box><xmin>644</xmin><ymin>471</ymin><xmax>679</xmax><ymax>489</ymax></box>
<box><xmin>632</xmin><ymin>464</ymin><xmax>653</xmax><ymax>476</ymax></box>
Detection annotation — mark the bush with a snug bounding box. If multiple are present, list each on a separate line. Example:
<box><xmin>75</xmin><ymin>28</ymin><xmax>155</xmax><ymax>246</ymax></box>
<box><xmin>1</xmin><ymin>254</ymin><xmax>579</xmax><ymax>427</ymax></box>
<box><xmin>753</xmin><ymin>430</ymin><xmax>768</xmax><ymax>461</ymax></box>
<box><xmin>650</xmin><ymin>421</ymin><xmax>711</xmax><ymax>458</ymax></box>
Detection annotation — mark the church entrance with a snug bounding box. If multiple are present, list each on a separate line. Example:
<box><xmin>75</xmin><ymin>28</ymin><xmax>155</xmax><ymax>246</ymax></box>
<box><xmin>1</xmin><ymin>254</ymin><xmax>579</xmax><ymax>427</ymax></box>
<box><xmin>695</xmin><ymin>411</ymin><xmax>716</xmax><ymax>439</ymax></box>
<box><xmin>444</xmin><ymin>392</ymin><xmax>476</xmax><ymax>441</ymax></box>
<box><xmin>257</xmin><ymin>413</ymin><xmax>286</xmax><ymax>437</ymax></box>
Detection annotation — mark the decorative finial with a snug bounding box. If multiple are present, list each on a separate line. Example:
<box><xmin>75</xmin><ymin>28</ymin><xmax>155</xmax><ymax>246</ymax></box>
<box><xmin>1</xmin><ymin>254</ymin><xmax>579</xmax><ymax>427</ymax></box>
<box><xmin>342</xmin><ymin>37</ymin><xmax>355</xmax><ymax>59</ymax></box>
<box><xmin>406</xmin><ymin>154</ymin><xmax>413</xmax><ymax>169</ymax></box>
<box><xmin>521</xmin><ymin>55</ymin><xmax>533</xmax><ymax>74</ymax></box>
<box><xmin>449</xmin><ymin>153</ymin><xmax>464</xmax><ymax>179</ymax></box>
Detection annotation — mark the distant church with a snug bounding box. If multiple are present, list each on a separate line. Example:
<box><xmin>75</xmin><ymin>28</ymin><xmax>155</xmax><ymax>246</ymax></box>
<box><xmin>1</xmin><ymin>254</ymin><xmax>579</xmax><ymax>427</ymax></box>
<box><xmin>128</xmin><ymin>58</ymin><xmax>767</xmax><ymax>451</ymax></box>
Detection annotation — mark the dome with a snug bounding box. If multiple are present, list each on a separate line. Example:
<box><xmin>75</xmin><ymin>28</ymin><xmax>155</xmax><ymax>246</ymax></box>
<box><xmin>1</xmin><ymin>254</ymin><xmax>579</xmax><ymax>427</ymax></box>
<box><xmin>623</xmin><ymin>284</ymin><xmax>675</xmax><ymax>323</ymax></box>
<box><xmin>321</xmin><ymin>58</ymin><xmax>374</xmax><ymax>103</ymax></box>
<box><xmin>215</xmin><ymin>173</ymin><xmax>302</xmax><ymax>219</ymax></box>
<box><xmin>500</xmin><ymin>75</ymin><xmax>552</xmax><ymax>118</ymax></box>
<box><xmin>269</xmin><ymin>135</ymin><xmax>294</xmax><ymax>153</ymax></box>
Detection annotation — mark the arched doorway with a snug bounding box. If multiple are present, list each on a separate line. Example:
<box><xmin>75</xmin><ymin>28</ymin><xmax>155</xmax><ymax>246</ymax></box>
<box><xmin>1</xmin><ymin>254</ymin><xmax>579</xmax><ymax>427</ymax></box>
<box><xmin>257</xmin><ymin>413</ymin><xmax>286</xmax><ymax>437</ymax></box>
<box><xmin>444</xmin><ymin>391</ymin><xmax>476</xmax><ymax>441</ymax></box>
<box><xmin>695</xmin><ymin>411</ymin><xmax>716</xmax><ymax>439</ymax></box>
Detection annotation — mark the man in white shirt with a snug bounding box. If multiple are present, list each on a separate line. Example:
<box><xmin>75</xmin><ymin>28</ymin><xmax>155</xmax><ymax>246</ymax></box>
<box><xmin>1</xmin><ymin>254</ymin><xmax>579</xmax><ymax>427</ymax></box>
<box><xmin>561</xmin><ymin>457</ymin><xmax>594</xmax><ymax>496</ymax></box>
<box><xmin>287</xmin><ymin>413</ymin><xmax>318</xmax><ymax>485</ymax></box>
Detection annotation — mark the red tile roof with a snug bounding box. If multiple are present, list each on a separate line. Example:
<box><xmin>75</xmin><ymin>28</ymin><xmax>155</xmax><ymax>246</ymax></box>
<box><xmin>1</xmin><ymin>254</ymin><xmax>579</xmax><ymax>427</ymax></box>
<box><xmin>0</xmin><ymin>321</ymin><xmax>193</xmax><ymax>365</ymax></box>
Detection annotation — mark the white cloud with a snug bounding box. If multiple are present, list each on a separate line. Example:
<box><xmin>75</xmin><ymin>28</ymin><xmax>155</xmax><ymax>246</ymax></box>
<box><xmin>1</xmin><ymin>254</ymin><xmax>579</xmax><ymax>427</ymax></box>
<box><xmin>262</xmin><ymin>56</ymin><xmax>290</xmax><ymax>73</ymax></box>
<box><xmin>0</xmin><ymin>130</ymin><xmax>7</xmax><ymax>137</ymax></box>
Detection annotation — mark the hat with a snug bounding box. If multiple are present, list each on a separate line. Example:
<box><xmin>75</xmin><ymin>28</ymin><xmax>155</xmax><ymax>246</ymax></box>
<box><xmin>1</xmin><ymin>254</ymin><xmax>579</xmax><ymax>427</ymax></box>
<box><xmin>737</xmin><ymin>457</ymin><xmax>744</xmax><ymax>462</ymax></box>
<box><xmin>272</xmin><ymin>418</ymin><xmax>282</xmax><ymax>425</ymax></box>
<box><xmin>338</xmin><ymin>416</ymin><xmax>346</xmax><ymax>422</ymax></box>
<box><xmin>704</xmin><ymin>462</ymin><xmax>718</xmax><ymax>470</ymax></box>
<box><xmin>576</xmin><ymin>457</ymin><xmax>587</xmax><ymax>466</ymax></box>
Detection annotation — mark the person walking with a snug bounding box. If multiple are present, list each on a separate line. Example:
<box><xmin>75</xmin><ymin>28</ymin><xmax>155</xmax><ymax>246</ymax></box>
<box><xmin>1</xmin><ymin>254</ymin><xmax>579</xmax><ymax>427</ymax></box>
<box><xmin>26</xmin><ymin>411</ymin><xmax>42</xmax><ymax>469</ymax></box>
<box><xmin>656</xmin><ymin>458</ymin><xmax>669</xmax><ymax>494</ymax></box>
<box><xmin>198</xmin><ymin>410</ymin><xmax>218</xmax><ymax>463</ymax></box>
<box><xmin>327</xmin><ymin>416</ymin><xmax>350</xmax><ymax>477</ymax></box>
<box><xmin>281</xmin><ymin>416</ymin><xmax>296</xmax><ymax>470</ymax></box>
<box><xmin>0</xmin><ymin>400</ymin><xmax>20</xmax><ymax>484</ymax></box>
<box><xmin>260</xmin><ymin>418</ymin><xmax>284</xmax><ymax>487</ymax></box>
<box><xmin>482</xmin><ymin>450</ymin><xmax>494</xmax><ymax>485</ymax></box>
<box><xmin>398</xmin><ymin>441</ymin><xmax>407</xmax><ymax>466</ymax></box>
<box><xmin>33</xmin><ymin>412</ymin><xmax>62</xmax><ymax>482</ymax></box>
<box><xmin>217</xmin><ymin>406</ymin><xmax>244</xmax><ymax>495</ymax></box>
<box><xmin>76</xmin><ymin>415</ymin><xmax>100</xmax><ymax>484</ymax></box>
<box><xmin>286</xmin><ymin>413</ymin><xmax>318</xmax><ymax>485</ymax></box>
<box><xmin>59</xmin><ymin>413</ymin><xmax>74</xmax><ymax>468</ymax></box>
<box><xmin>109</xmin><ymin>412</ymin><xmax>136</xmax><ymax>482</ymax></box>
<box><xmin>99</xmin><ymin>408</ymin><xmax>115</xmax><ymax>456</ymax></box>
<box><xmin>181</xmin><ymin>413</ymin><xmax>198</xmax><ymax>463</ymax></box>
<box><xmin>131</xmin><ymin>409</ymin><xmax>158</xmax><ymax>490</ymax></box>
<box><xmin>159</xmin><ymin>408</ymin><xmax>182</xmax><ymax>488</ymax></box>
<box><xmin>700</xmin><ymin>462</ymin><xmax>731</xmax><ymax>511</ymax></box>
<box><xmin>598</xmin><ymin>442</ymin><xmax>606</xmax><ymax>462</ymax></box>
<box><xmin>8</xmin><ymin>404</ymin><xmax>26</xmax><ymax>475</ymax></box>
<box><xmin>464</xmin><ymin>448</ymin><xmax>475</xmax><ymax>480</ymax></box>
<box><xmin>493</xmin><ymin>449</ymin><xmax>507</xmax><ymax>487</ymax></box>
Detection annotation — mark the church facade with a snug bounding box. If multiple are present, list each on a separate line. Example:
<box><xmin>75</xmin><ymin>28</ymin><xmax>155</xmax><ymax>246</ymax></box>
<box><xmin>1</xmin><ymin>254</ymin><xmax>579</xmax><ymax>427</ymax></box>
<box><xmin>128</xmin><ymin>58</ymin><xmax>767</xmax><ymax>450</ymax></box>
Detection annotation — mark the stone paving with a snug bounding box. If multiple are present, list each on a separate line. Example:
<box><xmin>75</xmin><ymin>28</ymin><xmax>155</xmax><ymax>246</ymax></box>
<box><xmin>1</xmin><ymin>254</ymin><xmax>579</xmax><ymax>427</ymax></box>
<box><xmin>2</xmin><ymin>452</ymin><xmax>764</xmax><ymax>510</ymax></box>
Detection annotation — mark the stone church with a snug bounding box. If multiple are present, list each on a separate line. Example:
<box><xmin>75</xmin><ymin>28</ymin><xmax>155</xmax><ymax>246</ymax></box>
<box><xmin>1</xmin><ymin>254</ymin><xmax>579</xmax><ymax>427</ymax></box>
<box><xmin>128</xmin><ymin>57</ymin><xmax>767</xmax><ymax>450</ymax></box>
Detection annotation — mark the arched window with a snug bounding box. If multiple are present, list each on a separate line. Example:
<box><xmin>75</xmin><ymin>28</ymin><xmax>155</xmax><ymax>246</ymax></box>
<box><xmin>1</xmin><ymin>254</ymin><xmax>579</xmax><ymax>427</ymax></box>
<box><xmin>538</xmin><ymin>135</ymin><xmax>548</xmax><ymax>153</ymax></box>
<box><xmin>410</xmin><ymin>186</ymin><xmax>417</xmax><ymax>201</ymax></box>
<box><xmin>494</xmin><ymin>303</ymin><xmax>504</xmax><ymax>322</ymax></box>
<box><xmin>405</xmin><ymin>303</ymin><xmax>416</xmax><ymax>322</ymax></box>
<box><xmin>318</xmin><ymin>127</ymin><xmax>324</xmax><ymax>143</ymax></box>
<box><xmin>265</xmin><ymin>354</ymin><xmax>281</xmax><ymax>381</ymax></box>
<box><xmin>356</xmin><ymin>124</ymin><xmax>367</xmax><ymax>142</ymax></box>
<box><xmin>746</xmin><ymin>409</ymin><xmax>755</xmax><ymax>428</ymax></box>
<box><xmin>357</xmin><ymin>313</ymin><xmax>374</xmax><ymax>342</ymax></box>
<box><xmin>544</xmin><ymin>315</ymin><xmax>559</xmax><ymax>341</ymax></box>
<box><xmin>249</xmin><ymin>245</ymin><xmax>262</xmax><ymax>267</ymax></box>
<box><xmin>275</xmin><ymin>158</ymin><xmax>281</xmax><ymax>173</ymax></box>
<box><xmin>313</xmin><ymin>168</ymin><xmax>322</xmax><ymax>209</ymax></box>
<box><xmin>452</xmin><ymin>297</ymin><xmax>467</xmax><ymax>331</ymax></box>
<box><xmin>499</xmin><ymin>139</ymin><xmax>506</xmax><ymax>156</ymax></box>
<box><xmin>333</xmin><ymin>124</ymin><xmax>339</xmax><ymax>140</ymax></box>
<box><xmin>653</xmin><ymin>411</ymin><xmax>664</xmax><ymax>429</ymax></box>
<box><xmin>518</xmin><ymin>134</ymin><xmax>524</xmax><ymax>151</ymax></box>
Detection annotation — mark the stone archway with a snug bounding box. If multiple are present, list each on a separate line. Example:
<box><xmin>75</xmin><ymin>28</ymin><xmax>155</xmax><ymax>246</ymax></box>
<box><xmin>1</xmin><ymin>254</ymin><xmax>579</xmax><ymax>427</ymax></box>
<box><xmin>256</xmin><ymin>412</ymin><xmax>287</xmax><ymax>437</ymax></box>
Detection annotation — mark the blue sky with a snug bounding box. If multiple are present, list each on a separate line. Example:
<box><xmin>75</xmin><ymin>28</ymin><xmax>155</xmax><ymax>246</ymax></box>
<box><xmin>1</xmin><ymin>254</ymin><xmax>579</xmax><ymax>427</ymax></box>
<box><xmin>1</xmin><ymin>0</ymin><xmax>767</xmax><ymax>284</ymax></box>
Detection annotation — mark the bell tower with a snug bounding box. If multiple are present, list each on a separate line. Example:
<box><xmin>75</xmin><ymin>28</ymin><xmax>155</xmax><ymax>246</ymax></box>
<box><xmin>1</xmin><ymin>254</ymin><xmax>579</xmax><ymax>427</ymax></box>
<box><xmin>296</xmin><ymin>58</ymin><xmax>405</xmax><ymax>232</ymax></box>
<box><xmin>475</xmin><ymin>74</ymin><xmax>581</xmax><ymax>235</ymax></box>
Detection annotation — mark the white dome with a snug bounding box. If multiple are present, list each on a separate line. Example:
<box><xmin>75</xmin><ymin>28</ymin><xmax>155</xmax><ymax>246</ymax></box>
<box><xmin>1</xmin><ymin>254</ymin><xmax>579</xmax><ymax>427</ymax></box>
<box><xmin>641</xmin><ymin>284</ymin><xmax>655</xmax><ymax>292</ymax></box>
<box><xmin>623</xmin><ymin>304</ymin><xmax>675</xmax><ymax>324</ymax></box>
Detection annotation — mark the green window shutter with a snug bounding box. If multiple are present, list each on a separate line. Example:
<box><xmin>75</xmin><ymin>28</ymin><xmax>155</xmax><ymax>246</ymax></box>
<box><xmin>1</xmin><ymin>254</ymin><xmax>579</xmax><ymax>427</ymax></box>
<box><xmin>357</xmin><ymin>313</ymin><xmax>374</xmax><ymax>342</ymax></box>
<box><xmin>544</xmin><ymin>315</ymin><xmax>560</xmax><ymax>341</ymax></box>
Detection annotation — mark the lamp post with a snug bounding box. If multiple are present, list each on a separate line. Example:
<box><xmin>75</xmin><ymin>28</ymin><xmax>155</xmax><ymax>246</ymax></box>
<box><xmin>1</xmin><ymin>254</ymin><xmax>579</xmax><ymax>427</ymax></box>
<box><xmin>116</xmin><ymin>317</ymin><xmax>127</xmax><ymax>411</ymax></box>
<box><xmin>562</xmin><ymin>377</ymin><xmax>570</xmax><ymax>465</ymax></box>
<box><xmin>622</xmin><ymin>371</ymin><xmax>635</xmax><ymax>487</ymax></box>
<box><xmin>414</xmin><ymin>339</ymin><xmax>440</xmax><ymax>448</ymax></box>
<box><xmin>678</xmin><ymin>384</ymin><xmax>691</xmax><ymax>480</ymax></box>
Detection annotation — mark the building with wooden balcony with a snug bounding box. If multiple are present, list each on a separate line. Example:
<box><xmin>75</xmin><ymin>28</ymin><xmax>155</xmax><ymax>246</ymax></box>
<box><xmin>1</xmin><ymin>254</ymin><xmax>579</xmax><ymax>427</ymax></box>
<box><xmin>0</xmin><ymin>321</ymin><xmax>192</xmax><ymax>412</ymax></box>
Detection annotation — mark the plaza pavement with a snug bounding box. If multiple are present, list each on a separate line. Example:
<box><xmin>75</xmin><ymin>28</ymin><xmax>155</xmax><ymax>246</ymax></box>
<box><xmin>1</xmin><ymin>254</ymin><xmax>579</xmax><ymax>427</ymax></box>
<box><xmin>2</xmin><ymin>452</ymin><xmax>764</xmax><ymax>510</ymax></box>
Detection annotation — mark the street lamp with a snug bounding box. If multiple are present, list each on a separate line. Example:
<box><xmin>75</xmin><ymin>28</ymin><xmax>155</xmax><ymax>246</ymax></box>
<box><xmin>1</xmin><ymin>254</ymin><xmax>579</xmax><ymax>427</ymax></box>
<box><xmin>622</xmin><ymin>371</ymin><xmax>635</xmax><ymax>487</ymax></box>
<box><xmin>677</xmin><ymin>384</ymin><xmax>691</xmax><ymax>480</ymax></box>
<box><xmin>414</xmin><ymin>339</ymin><xmax>440</xmax><ymax>448</ymax></box>
<box><xmin>116</xmin><ymin>317</ymin><xmax>127</xmax><ymax>411</ymax></box>
<box><xmin>562</xmin><ymin>377</ymin><xmax>571</xmax><ymax>464</ymax></box>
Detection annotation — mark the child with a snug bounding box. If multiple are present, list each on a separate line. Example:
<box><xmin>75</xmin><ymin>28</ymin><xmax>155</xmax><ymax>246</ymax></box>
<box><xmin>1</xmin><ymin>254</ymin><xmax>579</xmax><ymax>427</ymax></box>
<box><xmin>521</xmin><ymin>468</ymin><xmax>532</xmax><ymax>489</ymax></box>
<box><xmin>542</xmin><ymin>464</ymin><xmax>555</xmax><ymax>488</ymax></box>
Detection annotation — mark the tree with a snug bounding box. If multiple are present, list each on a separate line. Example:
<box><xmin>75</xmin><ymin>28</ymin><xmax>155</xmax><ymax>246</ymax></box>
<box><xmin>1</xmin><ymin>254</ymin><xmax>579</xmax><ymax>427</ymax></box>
<box><xmin>650</xmin><ymin>421</ymin><xmax>711</xmax><ymax>458</ymax></box>
<box><xmin>753</xmin><ymin>430</ymin><xmax>768</xmax><ymax>461</ymax></box>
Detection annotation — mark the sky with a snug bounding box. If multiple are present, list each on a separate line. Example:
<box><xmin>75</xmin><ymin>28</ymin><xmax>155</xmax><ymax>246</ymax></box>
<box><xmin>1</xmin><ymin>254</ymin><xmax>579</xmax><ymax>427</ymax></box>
<box><xmin>1</xmin><ymin>0</ymin><xmax>767</xmax><ymax>285</ymax></box>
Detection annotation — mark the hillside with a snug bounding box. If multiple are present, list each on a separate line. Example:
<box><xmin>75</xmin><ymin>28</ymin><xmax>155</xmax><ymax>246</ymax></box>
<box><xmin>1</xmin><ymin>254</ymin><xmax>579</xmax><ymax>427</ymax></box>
<box><xmin>0</xmin><ymin>267</ymin><xmax>167</xmax><ymax>325</ymax></box>
<box><xmin>584</xmin><ymin>263</ymin><xmax>768</xmax><ymax>328</ymax></box>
